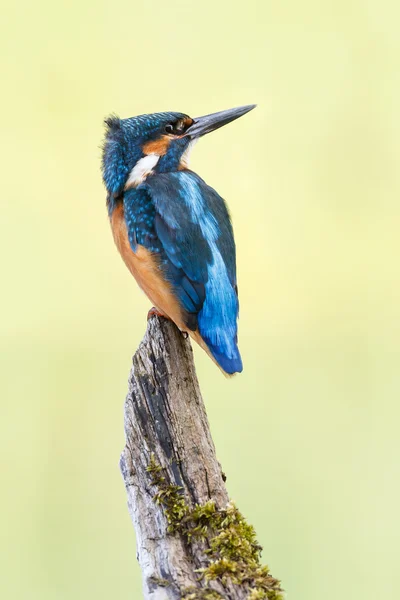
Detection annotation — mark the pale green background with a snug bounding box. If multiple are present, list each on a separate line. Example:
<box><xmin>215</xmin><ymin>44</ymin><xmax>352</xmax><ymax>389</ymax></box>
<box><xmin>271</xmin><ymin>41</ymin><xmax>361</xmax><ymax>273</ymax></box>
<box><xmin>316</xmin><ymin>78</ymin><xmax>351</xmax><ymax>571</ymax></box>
<box><xmin>1</xmin><ymin>1</ymin><xmax>399</xmax><ymax>599</ymax></box>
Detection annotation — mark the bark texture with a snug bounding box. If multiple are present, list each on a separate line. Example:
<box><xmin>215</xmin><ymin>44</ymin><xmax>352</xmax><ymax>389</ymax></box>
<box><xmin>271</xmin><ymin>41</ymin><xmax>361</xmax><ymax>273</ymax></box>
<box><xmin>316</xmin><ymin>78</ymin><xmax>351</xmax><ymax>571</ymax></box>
<box><xmin>120</xmin><ymin>316</ymin><xmax>281</xmax><ymax>600</ymax></box>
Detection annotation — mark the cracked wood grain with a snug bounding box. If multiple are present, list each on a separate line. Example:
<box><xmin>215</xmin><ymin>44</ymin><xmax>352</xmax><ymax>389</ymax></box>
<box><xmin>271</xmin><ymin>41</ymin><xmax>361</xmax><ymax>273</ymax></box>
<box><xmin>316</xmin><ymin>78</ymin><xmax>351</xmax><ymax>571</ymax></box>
<box><xmin>120</xmin><ymin>316</ymin><xmax>260</xmax><ymax>599</ymax></box>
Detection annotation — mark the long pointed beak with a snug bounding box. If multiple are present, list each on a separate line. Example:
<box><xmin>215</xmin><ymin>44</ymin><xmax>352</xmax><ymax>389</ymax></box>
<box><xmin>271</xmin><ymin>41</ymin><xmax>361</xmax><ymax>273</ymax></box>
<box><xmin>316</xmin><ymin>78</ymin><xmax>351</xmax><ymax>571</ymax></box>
<box><xmin>185</xmin><ymin>104</ymin><xmax>256</xmax><ymax>138</ymax></box>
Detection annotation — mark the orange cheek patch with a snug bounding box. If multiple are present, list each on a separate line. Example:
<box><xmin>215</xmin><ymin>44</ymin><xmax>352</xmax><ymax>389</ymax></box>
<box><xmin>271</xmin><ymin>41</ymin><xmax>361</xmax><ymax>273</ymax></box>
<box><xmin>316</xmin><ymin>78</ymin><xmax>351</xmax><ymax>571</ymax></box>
<box><xmin>182</xmin><ymin>116</ymin><xmax>194</xmax><ymax>129</ymax></box>
<box><xmin>143</xmin><ymin>136</ymin><xmax>171</xmax><ymax>156</ymax></box>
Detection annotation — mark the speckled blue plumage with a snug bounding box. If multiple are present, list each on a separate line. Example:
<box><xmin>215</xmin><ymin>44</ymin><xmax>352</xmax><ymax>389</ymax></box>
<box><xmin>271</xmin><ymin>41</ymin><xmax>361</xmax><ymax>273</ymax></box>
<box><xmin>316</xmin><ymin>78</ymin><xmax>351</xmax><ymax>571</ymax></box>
<box><xmin>124</xmin><ymin>188</ymin><xmax>161</xmax><ymax>252</ymax></box>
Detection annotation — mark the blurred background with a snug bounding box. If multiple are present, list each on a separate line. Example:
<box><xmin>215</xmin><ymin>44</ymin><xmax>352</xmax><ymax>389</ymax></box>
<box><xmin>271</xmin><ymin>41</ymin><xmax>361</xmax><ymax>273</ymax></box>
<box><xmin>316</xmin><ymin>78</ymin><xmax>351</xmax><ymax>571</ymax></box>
<box><xmin>1</xmin><ymin>1</ymin><xmax>399</xmax><ymax>599</ymax></box>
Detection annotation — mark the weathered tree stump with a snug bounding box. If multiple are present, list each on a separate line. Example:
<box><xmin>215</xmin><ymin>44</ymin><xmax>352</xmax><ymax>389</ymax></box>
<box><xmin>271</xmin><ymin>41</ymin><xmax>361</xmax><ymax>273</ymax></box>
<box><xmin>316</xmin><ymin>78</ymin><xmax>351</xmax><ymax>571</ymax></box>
<box><xmin>120</xmin><ymin>316</ymin><xmax>282</xmax><ymax>600</ymax></box>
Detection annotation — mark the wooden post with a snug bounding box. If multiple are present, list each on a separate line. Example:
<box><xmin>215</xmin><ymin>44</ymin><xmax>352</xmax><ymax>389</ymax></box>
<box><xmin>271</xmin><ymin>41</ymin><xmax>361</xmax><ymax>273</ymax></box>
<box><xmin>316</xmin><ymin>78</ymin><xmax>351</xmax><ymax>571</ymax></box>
<box><xmin>120</xmin><ymin>316</ymin><xmax>282</xmax><ymax>600</ymax></box>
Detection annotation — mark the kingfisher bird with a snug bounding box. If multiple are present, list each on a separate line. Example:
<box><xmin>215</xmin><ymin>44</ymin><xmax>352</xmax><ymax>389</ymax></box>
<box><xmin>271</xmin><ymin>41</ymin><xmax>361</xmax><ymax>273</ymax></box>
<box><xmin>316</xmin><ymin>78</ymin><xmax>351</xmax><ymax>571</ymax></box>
<box><xmin>102</xmin><ymin>105</ymin><xmax>256</xmax><ymax>375</ymax></box>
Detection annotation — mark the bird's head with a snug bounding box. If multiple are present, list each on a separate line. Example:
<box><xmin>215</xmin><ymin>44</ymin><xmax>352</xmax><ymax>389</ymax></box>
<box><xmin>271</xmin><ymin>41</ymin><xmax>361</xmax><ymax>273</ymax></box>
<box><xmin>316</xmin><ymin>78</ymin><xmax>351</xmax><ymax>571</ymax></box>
<box><xmin>102</xmin><ymin>105</ymin><xmax>256</xmax><ymax>198</ymax></box>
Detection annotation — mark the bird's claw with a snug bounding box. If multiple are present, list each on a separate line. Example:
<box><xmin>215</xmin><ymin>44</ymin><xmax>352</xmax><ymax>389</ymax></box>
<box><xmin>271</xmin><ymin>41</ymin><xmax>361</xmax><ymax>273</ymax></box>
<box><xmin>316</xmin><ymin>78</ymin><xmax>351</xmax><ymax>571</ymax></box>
<box><xmin>147</xmin><ymin>308</ymin><xmax>188</xmax><ymax>339</ymax></box>
<box><xmin>147</xmin><ymin>307</ymin><xmax>168</xmax><ymax>321</ymax></box>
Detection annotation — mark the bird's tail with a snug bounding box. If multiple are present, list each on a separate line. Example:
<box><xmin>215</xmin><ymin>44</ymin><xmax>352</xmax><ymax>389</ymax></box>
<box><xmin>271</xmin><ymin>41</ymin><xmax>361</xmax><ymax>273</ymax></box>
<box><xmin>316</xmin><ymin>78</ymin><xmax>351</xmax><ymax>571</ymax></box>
<box><xmin>191</xmin><ymin>331</ymin><xmax>243</xmax><ymax>377</ymax></box>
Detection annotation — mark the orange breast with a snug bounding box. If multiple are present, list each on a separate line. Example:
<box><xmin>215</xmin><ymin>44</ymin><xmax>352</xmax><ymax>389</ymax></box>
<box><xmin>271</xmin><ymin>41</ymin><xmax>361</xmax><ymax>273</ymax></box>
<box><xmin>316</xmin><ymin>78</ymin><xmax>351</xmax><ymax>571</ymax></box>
<box><xmin>110</xmin><ymin>203</ymin><xmax>186</xmax><ymax>329</ymax></box>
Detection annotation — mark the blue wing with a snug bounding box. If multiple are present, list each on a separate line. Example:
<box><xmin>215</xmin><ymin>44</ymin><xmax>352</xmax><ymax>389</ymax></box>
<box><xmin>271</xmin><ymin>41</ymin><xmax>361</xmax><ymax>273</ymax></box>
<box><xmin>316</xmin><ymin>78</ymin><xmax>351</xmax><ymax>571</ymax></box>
<box><xmin>139</xmin><ymin>171</ymin><xmax>242</xmax><ymax>375</ymax></box>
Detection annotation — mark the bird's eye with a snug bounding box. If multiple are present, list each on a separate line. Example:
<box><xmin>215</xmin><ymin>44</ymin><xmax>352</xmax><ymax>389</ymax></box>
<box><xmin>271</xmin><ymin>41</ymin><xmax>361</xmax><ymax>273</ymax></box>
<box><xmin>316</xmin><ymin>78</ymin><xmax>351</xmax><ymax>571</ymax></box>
<box><xmin>175</xmin><ymin>121</ymin><xmax>185</xmax><ymax>134</ymax></box>
<box><xmin>165</xmin><ymin>120</ymin><xmax>188</xmax><ymax>135</ymax></box>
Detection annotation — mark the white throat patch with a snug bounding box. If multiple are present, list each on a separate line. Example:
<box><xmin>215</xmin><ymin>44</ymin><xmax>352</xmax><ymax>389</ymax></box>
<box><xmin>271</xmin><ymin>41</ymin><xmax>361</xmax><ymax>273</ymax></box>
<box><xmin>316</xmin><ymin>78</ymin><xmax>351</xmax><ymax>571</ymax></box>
<box><xmin>180</xmin><ymin>139</ymin><xmax>198</xmax><ymax>168</ymax></box>
<box><xmin>125</xmin><ymin>154</ymin><xmax>160</xmax><ymax>189</ymax></box>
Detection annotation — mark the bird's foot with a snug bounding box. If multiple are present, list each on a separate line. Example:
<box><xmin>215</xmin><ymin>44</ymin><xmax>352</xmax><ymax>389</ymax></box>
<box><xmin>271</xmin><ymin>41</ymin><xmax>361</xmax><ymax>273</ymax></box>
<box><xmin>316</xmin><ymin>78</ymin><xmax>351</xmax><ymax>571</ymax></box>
<box><xmin>147</xmin><ymin>307</ymin><xmax>169</xmax><ymax>321</ymax></box>
<box><xmin>147</xmin><ymin>308</ymin><xmax>189</xmax><ymax>339</ymax></box>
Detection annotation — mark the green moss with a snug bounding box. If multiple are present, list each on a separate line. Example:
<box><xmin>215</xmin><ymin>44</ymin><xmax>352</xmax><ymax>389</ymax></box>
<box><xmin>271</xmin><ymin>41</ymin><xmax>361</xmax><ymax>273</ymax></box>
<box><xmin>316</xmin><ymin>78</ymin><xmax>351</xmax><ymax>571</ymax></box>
<box><xmin>146</xmin><ymin>456</ymin><xmax>283</xmax><ymax>600</ymax></box>
<box><xmin>146</xmin><ymin>454</ymin><xmax>188</xmax><ymax>533</ymax></box>
<box><xmin>146</xmin><ymin>453</ymin><xmax>163</xmax><ymax>477</ymax></box>
<box><xmin>148</xmin><ymin>576</ymin><xmax>171</xmax><ymax>588</ymax></box>
<box><xmin>181</xmin><ymin>588</ymin><xmax>223</xmax><ymax>599</ymax></box>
